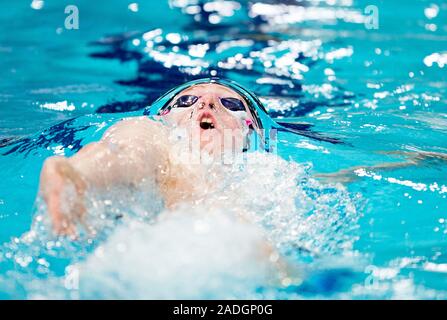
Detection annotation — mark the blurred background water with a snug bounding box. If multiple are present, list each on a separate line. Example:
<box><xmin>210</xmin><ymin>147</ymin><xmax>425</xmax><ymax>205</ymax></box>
<box><xmin>0</xmin><ymin>0</ymin><xmax>447</xmax><ymax>299</ymax></box>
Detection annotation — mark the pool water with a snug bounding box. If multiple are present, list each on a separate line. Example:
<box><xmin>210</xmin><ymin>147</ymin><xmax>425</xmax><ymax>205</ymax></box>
<box><xmin>1</xmin><ymin>0</ymin><xmax>447</xmax><ymax>299</ymax></box>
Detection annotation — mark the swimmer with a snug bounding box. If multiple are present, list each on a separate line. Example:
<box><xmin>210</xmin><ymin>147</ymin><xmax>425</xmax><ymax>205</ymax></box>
<box><xmin>38</xmin><ymin>78</ymin><xmax>269</xmax><ymax>235</ymax></box>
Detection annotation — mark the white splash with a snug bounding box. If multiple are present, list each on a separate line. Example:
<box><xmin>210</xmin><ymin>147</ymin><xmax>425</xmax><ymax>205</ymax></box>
<box><xmin>78</xmin><ymin>209</ymin><xmax>274</xmax><ymax>299</ymax></box>
<box><xmin>30</xmin><ymin>0</ymin><xmax>44</xmax><ymax>10</ymax></box>
<box><xmin>128</xmin><ymin>3</ymin><xmax>139</xmax><ymax>12</ymax></box>
<box><xmin>424</xmin><ymin>4</ymin><xmax>439</xmax><ymax>19</ymax></box>
<box><xmin>7</xmin><ymin>152</ymin><xmax>359</xmax><ymax>299</ymax></box>
<box><xmin>423</xmin><ymin>52</ymin><xmax>447</xmax><ymax>68</ymax></box>
<box><xmin>249</xmin><ymin>3</ymin><xmax>365</xmax><ymax>25</ymax></box>
<box><xmin>325</xmin><ymin>47</ymin><xmax>354</xmax><ymax>63</ymax></box>
<box><xmin>40</xmin><ymin>101</ymin><xmax>75</xmax><ymax>112</ymax></box>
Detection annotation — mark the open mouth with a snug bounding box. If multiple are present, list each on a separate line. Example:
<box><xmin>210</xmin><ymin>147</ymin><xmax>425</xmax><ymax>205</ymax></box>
<box><xmin>198</xmin><ymin>113</ymin><xmax>216</xmax><ymax>130</ymax></box>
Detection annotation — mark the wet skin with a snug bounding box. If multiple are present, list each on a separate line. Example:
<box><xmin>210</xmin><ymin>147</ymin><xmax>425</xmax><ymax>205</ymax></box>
<box><xmin>38</xmin><ymin>83</ymin><xmax>255</xmax><ymax>235</ymax></box>
<box><xmin>162</xmin><ymin>83</ymin><xmax>256</xmax><ymax>153</ymax></box>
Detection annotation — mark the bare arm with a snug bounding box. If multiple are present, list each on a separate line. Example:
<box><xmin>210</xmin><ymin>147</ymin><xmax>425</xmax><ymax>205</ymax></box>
<box><xmin>39</xmin><ymin>116</ymin><xmax>171</xmax><ymax>235</ymax></box>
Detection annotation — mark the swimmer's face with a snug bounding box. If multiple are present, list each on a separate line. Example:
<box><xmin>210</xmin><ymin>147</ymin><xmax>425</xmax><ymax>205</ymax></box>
<box><xmin>161</xmin><ymin>83</ymin><xmax>256</xmax><ymax>153</ymax></box>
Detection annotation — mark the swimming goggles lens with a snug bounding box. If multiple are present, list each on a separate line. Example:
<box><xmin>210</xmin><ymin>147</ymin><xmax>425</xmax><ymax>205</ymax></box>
<box><xmin>170</xmin><ymin>95</ymin><xmax>246</xmax><ymax>112</ymax></box>
<box><xmin>220</xmin><ymin>97</ymin><xmax>246</xmax><ymax>112</ymax></box>
<box><xmin>172</xmin><ymin>95</ymin><xmax>199</xmax><ymax>108</ymax></box>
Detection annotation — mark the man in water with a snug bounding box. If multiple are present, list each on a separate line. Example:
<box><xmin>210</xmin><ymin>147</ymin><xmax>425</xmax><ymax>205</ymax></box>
<box><xmin>39</xmin><ymin>79</ymin><xmax>265</xmax><ymax>235</ymax></box>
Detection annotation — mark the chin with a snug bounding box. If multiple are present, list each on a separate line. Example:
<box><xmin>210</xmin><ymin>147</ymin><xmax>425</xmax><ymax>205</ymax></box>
<box><xmin>200</xmin><ymin>129</ymin><xmax>222</xmax><ymax>144</ymax></box>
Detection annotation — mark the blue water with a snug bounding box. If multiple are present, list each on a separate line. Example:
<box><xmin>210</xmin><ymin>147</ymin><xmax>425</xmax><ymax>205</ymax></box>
<box><xmin>1</xmin><ymin>0</ymin><xmax>447</xmax><ymax>299</ymax></box>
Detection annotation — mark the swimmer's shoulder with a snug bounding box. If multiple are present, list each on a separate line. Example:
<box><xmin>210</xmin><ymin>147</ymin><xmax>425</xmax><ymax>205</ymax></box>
<box><xmin>102</xmin><ymin>116</ymin><xmax>168</xmax><ymax>144</ymax></box>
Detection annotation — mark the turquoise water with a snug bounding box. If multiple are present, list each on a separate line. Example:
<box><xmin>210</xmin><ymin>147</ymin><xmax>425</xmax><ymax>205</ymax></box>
<box><xmin>1</xmin><ymin>0</ymin><xmax>447</xmax><ymax>299</ymax></box>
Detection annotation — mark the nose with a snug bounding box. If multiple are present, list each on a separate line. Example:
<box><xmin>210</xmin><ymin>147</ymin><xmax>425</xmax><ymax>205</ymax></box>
<box><xmin>197</xmin><ymin>93</ymin><xmax>218</xmax><ymax>110</ymax></box>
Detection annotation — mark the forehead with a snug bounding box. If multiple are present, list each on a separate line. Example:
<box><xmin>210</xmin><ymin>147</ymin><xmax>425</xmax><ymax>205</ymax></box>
<box><xmin>176</xmin><ymin>83</ymin><xmax>242</xmax><ymax>97</ymax></box>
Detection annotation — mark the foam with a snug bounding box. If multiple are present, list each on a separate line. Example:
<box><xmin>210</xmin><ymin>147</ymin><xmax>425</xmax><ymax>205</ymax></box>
<box><xmin>1</xmin><ymin>151</ymin><xmax>361</xmax><ymax>299</ymax></box>
<box><xmin>78</xmin><ymin>209</ymin><xmax>275</xmax><ymax>299</ymax></box>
